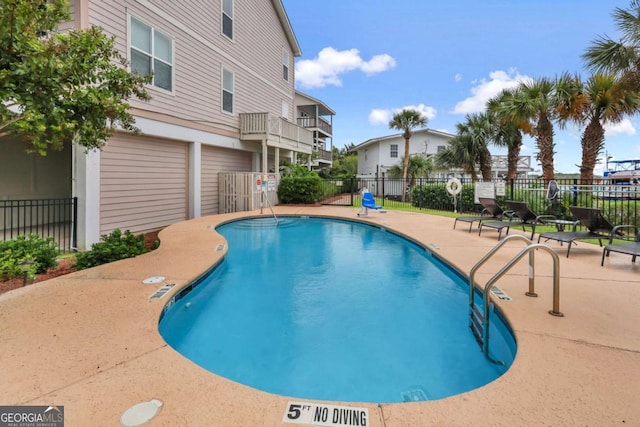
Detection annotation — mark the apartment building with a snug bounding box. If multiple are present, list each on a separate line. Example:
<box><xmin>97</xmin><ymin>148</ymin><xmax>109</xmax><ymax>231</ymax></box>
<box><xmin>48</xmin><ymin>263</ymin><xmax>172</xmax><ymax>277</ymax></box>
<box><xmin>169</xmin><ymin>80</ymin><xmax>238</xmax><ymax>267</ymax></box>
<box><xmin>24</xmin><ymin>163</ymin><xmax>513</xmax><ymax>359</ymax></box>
<box><xmin>0</xmin><ymin>0</ymin><xmax>333</xmax><ymax>250</ymax></box>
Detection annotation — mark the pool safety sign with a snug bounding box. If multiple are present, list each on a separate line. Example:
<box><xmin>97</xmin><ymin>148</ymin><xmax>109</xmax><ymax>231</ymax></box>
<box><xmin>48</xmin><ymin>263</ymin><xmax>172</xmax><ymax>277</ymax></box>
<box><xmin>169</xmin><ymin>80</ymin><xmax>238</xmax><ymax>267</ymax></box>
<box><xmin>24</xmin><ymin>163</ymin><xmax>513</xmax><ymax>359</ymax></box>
<box><xmin>282</xmin><ymin>401</ymin><xmax>369</xmax><ymax>427</ymax></box>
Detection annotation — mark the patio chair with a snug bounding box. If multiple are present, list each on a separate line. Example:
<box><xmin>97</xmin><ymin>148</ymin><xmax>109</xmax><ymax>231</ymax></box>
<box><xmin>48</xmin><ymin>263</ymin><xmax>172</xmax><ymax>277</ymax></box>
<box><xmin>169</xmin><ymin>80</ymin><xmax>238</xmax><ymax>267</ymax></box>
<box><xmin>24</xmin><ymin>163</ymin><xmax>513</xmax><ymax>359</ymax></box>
<box><xmin>537</xmin><ymin>206</ymin><xmax>615</xmax><ymax>257</ymax></box>
<box><xmin>453</xmin><ymin>198</ymin><xmax>514</xmax><ymax>232</ymax></box>
<box><xmin>478</xmin><ymin>200</ymin><xmax>556</xmax><ymax>240</ymax></box>
<box><xmin>601</xmin><ymin>225</ymin><xmax>640</xmax><ymax>266</ymax></box>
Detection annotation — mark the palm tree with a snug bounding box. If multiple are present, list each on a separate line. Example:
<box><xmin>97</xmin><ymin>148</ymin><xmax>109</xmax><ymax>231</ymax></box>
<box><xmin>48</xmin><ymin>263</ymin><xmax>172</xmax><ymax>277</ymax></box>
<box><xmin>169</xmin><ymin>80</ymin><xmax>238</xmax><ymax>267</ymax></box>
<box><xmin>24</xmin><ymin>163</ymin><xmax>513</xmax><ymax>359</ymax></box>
<box><xmin>556</xmin><ymin>73</ymin><xmax>640</xmax><ymax>182</ymax></box>
<box><xmin>582</xmin><ymin>1</ymin><xmax>640</xmax><ymax>90</ymax></box>
<box><xmin>487</xmin><ymin>88</ymin><xmax>531</xmax><ymax>180</ymax></box>
<box><xmin>388</xmin><ymin>109</ymin><xmax>427</xmax><ymax>201</ymax></box>
<box><xmin>435</xmin><ymin>113</ymin><xmax>493</xmax><ymax>181</ymax></box>
<box><xmin>386</xmin><ymin>154</ymin><xmax>433</xmax><ymax>196</ymax></box>
<box><xmin>497</xmin><ymin>78</ymin><xmax>557</xmax><ymax>183</ymax></box>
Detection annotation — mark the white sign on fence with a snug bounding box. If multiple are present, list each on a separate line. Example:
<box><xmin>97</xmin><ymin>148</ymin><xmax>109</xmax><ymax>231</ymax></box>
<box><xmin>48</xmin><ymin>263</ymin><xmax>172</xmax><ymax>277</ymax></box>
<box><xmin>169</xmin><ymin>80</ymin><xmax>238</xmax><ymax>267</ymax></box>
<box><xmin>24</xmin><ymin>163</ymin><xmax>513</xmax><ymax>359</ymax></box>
<box><xmin>474</xmin><ymin>182</ymin><xmax>495</xmax><ymax>203</ymax></box>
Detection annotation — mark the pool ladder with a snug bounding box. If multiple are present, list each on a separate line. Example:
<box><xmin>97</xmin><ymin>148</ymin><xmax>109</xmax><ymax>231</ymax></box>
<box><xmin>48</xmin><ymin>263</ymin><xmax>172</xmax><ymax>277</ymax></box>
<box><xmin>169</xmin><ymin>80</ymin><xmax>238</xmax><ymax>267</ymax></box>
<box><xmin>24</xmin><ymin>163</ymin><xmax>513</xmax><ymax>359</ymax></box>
<box><xmin>260</xmin><ymin>189</ymin><xmax>279</xmax><ymax>225</ymax></box>
<box><xmin>469</xmin><ymin>234</ymin><xmax>563</xmax><ymax>365</ymax></box>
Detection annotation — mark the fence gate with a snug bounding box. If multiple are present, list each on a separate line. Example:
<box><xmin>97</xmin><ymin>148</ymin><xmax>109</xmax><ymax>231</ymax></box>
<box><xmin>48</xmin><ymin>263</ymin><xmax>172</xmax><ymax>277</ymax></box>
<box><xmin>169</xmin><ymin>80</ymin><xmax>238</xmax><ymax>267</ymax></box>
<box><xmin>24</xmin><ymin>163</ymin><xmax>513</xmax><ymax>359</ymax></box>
<box><xmin>320</xmin><ymin>178</ymin><xmax>356</xmax><ymax>206</ymax></box>
<box><xmin>219</xmin><ymin>172</ymin><xmax>279</xmax><ymax>214</ymax></box>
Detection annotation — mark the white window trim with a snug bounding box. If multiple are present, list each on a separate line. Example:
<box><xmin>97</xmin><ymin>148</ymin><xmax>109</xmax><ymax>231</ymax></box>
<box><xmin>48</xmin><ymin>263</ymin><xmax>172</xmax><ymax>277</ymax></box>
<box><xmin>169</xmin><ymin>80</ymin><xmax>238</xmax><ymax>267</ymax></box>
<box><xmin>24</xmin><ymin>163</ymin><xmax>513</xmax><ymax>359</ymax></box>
<box><xmin>221</xmin><ymin>66</ymin><xmax>234</xmax><ymax>115</ymax></box>
<box><xmin>128</xmin><ymin>14</ymin><xmax>175</xmax><ymax>95</ymax></box>
<box><xmin>390</xmin><ymin>144</ymin><xmax>398</xmax><ymax>158</ymax></box>
<box><xmin>221</xmin><ymin>0</ymin><xmax>234</xmax><ymax>41</ymax></box>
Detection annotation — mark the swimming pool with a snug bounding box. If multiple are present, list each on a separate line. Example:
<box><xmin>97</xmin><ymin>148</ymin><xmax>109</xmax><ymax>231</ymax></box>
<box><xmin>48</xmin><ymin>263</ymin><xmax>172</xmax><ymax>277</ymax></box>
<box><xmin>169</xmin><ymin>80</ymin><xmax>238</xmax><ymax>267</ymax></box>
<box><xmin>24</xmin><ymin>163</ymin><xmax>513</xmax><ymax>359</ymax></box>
<box><xmin>159</xmin><ymin>216</ymin><xmax>516</xmax><ymax>403</ymax></box>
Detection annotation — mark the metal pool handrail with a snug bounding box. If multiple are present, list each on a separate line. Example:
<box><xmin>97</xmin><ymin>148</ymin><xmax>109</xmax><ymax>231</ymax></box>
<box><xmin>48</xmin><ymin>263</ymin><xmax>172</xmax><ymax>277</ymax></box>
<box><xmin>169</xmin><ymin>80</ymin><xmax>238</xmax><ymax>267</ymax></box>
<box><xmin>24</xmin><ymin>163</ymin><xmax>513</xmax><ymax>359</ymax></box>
<box><xmin>469</xmin><ymin>234</ymin><xmax>563</xmax><ymax>363</ymax></box>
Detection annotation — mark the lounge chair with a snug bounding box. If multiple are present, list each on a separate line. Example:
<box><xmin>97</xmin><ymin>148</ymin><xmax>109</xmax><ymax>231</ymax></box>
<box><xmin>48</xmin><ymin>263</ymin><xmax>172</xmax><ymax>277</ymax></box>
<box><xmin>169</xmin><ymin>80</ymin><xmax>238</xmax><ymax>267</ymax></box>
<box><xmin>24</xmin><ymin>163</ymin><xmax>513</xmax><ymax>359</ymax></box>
<box><xmin>478</xmin><ymin>200</ymin><xmax>556</xmax><ymax>240</ymax></box>
<box><xmin>537</xmin><ymin>206</ymin><xmax>614</xmax><ymax>257</ymax></box>
<box><xmin>357</xmin><ymin>192</ymin><xmax>383</xmax><ymax>217</ymax></box>
<box><xmin>601</xmin><ymin>225</ymin><xmax>640</xmax><ymax>266</ymax></box>
<box><xmin>453</xmin><ymin>198</ymin><xmax>514</xmax><ymax>232</ymax></box>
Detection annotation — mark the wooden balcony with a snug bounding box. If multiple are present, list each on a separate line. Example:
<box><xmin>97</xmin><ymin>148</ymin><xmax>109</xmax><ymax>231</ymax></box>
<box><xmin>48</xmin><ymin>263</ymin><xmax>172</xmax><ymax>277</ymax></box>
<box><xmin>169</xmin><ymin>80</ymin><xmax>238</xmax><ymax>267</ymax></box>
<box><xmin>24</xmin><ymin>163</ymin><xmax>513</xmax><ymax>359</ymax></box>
<box><xmin>296</xmin><ymin>116</ymin><xmax>332</xmax><ymax>137</ymax></box>
<box><xmin>240</xmin><ymin>113</ymin><xmax>314</xmax><ymax>154</ymax></box>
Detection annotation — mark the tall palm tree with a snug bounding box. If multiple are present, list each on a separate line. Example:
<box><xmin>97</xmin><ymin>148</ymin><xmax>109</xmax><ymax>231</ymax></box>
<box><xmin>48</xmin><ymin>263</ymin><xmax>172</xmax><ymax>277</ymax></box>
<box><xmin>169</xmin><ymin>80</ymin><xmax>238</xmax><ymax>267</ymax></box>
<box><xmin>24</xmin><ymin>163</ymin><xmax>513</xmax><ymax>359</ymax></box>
<box><xmin>435</xmin><ymin>113</ymin><xmax>493</xmax><ymax>181</ymax></box>
<box><xmin>386</xmin><ymin>154</ymin><xmax>433</xmax><ymax>196</ymax></box>
<box><xmin>497</xmin><ymin>78</ymin><xmax>557</xmax><ymax>183</ymax></box>
<box><xmin>556</xmin><ymin>72</ymin><xmax>640</xmax><ymax>182</ymax></box>
<box><xmin>583</xmin><ymin>1</ymin><xmax>640</xmax><ymax>90</ymax></box>
<box><xmin>487</xmin><ymin>88</ymin><xmax>531</xmax><ymax>180</ymax></box>
<box><xmin>388</xmin><ymin>109</ymin><xmax>427</xmax><ymax>201</ymax></box>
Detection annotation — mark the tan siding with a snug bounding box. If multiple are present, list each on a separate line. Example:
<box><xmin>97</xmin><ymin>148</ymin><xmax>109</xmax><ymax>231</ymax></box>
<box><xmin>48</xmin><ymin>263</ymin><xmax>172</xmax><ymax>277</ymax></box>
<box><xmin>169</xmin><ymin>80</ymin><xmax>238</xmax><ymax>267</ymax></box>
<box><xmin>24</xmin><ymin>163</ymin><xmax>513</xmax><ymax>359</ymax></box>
<box><xmin>100</xmin><ymin>134</ymin><xmax>188</xmax><ymax>235</ymax></box>
<box><xmin>58</xmin><ymin>0</ymin><xmax>79</xmax><ymax>32</ymax></box>
<box><xmin>201</xmin><ymin>146</ymin><xmax>252</xmax><ymax>216</ymax></box>
<box><xmin>87</xmin><ymin>0</ymin><xmax>297</xmax><ymax>132</ymax></box>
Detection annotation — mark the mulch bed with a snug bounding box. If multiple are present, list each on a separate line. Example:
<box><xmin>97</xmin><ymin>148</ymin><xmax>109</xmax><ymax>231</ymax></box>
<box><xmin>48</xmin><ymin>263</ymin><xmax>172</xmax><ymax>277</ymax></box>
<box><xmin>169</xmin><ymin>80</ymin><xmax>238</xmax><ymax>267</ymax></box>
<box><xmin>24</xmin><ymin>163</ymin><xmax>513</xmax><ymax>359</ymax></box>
<box><xmin>0</xmin><ymin>230</ymin><xmax>161</xmax><ymax>296</ymax></box>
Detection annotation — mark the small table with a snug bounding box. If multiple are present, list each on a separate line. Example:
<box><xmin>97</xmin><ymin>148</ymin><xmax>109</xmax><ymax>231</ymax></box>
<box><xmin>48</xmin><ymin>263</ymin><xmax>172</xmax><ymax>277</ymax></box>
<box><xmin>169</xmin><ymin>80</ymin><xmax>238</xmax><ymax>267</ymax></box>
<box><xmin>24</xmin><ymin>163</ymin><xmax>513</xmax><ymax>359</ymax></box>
<box><xmin>547</xmin><ymin>219</ymin><xmax>579</xmax><ymax>232</ymax></box>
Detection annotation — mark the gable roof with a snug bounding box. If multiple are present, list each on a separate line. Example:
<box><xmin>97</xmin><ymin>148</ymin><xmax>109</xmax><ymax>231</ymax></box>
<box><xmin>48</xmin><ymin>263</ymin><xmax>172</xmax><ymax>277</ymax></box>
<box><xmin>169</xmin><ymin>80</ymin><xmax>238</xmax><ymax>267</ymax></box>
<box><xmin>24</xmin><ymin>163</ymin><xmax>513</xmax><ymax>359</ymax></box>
<box><xmin>273</xmin><ymin>0</ymin><xmax>302</xmax><ymax>57</ymax></box>
<box><xmin>353</xmin><ymin>128</ymin><xmax>455</xmax><ymax>150</ymax></box>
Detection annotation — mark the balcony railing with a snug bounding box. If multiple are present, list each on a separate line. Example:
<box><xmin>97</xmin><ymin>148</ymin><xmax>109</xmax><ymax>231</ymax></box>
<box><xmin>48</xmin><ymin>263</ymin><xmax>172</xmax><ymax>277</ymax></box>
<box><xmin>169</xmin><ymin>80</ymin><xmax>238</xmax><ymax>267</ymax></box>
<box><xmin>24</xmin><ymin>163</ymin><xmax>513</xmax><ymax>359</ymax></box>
<box><xmin>317</xmin><ymin>149</ymin><xmax>332</xmax><ymax>161</ymax></box>
<box><xmin>240</xmin><ymin>113</ymin><xmax>314</xmax><ymax>152</ymax></box>
<box><xmin>296</xmin><ymin>116</ymin><xmax>332</xmax><ymax>136</ymax></box>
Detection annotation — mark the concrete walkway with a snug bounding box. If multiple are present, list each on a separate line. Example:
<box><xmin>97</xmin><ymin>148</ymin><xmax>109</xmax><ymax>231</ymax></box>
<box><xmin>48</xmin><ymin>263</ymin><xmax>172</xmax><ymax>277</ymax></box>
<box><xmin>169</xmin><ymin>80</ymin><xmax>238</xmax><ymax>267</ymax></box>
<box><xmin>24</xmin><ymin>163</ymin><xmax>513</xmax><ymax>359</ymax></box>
<box><xmin>1</xmin><ymin>206</ymin><xmax>639</xmax><ymax>426</ymax></box>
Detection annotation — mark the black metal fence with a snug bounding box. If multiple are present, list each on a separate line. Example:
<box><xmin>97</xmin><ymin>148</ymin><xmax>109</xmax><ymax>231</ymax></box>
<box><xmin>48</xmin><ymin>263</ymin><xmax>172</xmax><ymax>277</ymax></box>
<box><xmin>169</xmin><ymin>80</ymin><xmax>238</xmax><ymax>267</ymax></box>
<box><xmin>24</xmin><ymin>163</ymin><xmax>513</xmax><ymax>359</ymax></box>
<box><xmin>1</xmin><ymin>198</ymin><xmax>77</xmax><ymax>252</ymax></box>
<box><xmin>320</xmin><ymin>177</ymin><xmax>640</xmax><ymax>227</ymax></box>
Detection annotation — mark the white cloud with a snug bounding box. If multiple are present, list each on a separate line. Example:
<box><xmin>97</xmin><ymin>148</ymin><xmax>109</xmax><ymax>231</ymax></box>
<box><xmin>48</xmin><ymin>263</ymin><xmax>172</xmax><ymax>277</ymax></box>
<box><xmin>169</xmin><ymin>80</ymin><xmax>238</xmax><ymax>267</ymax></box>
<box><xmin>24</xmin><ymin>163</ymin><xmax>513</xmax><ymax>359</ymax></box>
<box><xmin>295</xmin><ymin>47</ymin><xmax>396</xmax><ymax>89</ymax></box>
<box><xmin>452</xmin><ymin>68</ymin><xmax>530</xmax><ymax>114</ymax></box>
<box><xmin>454</xmin><ymin>73</ymin><xmax>462</xmax><ymax>82</ymax></box>
<box><xmin>604</xmin><ymin>119</ymin><xmax>636</xmax><ymax>136</ymax></box>
<box><xmin>368</xmin><ymin>104</ymin><xmax>437</xmax><ymax>126</ymax></box>
<box><xmin>368</xmin><ymin>109</ymin><xmax>390</xmax><ymax>126</ymax></box>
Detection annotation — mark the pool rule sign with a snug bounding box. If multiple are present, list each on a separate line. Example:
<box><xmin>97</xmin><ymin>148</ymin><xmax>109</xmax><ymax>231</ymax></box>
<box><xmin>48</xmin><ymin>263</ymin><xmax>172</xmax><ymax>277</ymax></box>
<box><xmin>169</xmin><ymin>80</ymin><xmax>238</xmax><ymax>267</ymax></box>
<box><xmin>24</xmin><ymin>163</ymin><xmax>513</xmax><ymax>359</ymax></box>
<box><xmin>282</xmin><ymin>401</ymin><xmax>369</xmax><ymax>427</ymax></box>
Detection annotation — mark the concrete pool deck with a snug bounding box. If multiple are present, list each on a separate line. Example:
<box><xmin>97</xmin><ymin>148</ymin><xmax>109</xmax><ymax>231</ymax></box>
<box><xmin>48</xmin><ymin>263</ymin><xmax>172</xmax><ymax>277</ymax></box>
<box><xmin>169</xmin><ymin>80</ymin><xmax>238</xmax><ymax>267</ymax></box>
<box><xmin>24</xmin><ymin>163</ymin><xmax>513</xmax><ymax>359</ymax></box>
<box><xmin>1</xmin><ymin>206</ymin><xmax>639</xmax><ymax>426</ymax></box>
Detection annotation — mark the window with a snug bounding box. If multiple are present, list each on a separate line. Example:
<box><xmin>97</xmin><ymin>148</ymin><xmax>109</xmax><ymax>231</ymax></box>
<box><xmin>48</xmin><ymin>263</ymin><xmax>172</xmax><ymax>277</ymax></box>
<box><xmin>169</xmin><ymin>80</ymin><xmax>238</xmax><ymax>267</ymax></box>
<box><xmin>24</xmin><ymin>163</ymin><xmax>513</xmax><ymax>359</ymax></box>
<box><xmin>222</xmin><ymin>0</ymin><xmax>233</xmax><ymax>39</ymax></box>
<box><xmin>222</xmin><ymin>68</ymin><xmax>234</xmax><ymax>113</ymax></box>
<box><xmin>282</xmin><ymin>49</ymin><xmax>289</xmax><ymax>81</ymax></box>
<box><xmin>282</xmin><ymin>101</ymin><xmax>289</xmax><ymax>119</ymax></box>
<box><xmin>437</xmin><ymin>145</ymin><xmax>446</xmax><ymax>153</ymax></box>
<box><xmin>390</xmin><ymin>144</ymin><xmax>398</xmax><ymax>158</ymax></box>
<box><xmin>130</xmin><ymin>17</ymin><xmax>173</xmax><ymax>91</ymax></box>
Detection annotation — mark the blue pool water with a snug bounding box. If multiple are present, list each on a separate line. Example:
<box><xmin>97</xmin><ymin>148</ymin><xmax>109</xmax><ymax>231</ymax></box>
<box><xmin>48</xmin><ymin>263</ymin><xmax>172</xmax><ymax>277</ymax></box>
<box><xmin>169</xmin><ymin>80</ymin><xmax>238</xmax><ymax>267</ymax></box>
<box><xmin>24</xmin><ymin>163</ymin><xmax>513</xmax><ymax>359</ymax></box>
<box><xmin>159</xmin><ymin>217</ymin><xmax>516</xmax><ymax>403</ymax></box>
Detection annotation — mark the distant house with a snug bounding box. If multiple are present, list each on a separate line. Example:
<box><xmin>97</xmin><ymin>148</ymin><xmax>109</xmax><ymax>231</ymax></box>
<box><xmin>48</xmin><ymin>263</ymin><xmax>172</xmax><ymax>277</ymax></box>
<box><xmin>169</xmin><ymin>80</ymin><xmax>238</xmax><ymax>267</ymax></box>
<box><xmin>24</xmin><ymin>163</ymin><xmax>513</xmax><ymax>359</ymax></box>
<box><xmin>353</xmin><ymin>129</ymin><xmax>532</xmax><ymax>180</ymax></box>
<box><xmin>353</xmin><ymin>129</ymin><xmax>455</xmax><ymax>179</ymax></box>
<box><xmin>0</xmin><ymin>0</ymin><xmax>334</xmax><ymax>250</ymax></box>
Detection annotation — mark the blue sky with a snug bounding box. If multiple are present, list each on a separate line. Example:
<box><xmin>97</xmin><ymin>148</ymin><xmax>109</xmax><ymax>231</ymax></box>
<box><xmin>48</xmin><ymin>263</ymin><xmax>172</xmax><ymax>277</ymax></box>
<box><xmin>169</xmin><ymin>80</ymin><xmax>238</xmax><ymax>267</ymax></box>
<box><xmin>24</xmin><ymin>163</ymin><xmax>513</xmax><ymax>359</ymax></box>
<box><xmin>282</xmin><ymin>0</ymin><xmax>636</xmax><ymax>175</ymax></box>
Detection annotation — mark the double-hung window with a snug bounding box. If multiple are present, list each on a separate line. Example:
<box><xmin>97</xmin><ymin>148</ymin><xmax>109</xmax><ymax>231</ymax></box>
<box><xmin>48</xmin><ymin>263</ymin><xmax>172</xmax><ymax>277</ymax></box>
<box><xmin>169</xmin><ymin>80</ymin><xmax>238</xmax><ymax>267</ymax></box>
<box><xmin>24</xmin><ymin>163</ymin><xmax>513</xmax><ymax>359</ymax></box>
<box><xmin>390</xmin><ymin>144</ymin><xmax>398</xmax><ymax>158</ymax></box>
<box><xmin>222</xmin><ymin>68</ymin><xmax>234</xmax><ymax>113</ymax></box>
<box><xmin>130</xmin><ymin>17</ymin><xmax>173</xmax><ymax>91</ymax></box>
<box><xmin>222</xmin><ymin>0</ymin><xmax>233</xmax><ymax>40</ymax></box>
<box><xmin>282</xmin><ymin>49</ymin><xmax>289</xmax><ymax>81</ymax></box>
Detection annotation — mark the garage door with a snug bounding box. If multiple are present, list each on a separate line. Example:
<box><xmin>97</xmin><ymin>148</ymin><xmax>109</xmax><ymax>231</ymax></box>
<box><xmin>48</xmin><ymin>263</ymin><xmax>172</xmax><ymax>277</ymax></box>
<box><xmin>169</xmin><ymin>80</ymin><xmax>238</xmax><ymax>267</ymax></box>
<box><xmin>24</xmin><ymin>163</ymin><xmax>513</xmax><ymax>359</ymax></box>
<box><xmin>201</xmin><ymin>145</ymin><xmax>252</xmax><ymax>216</ymax></box>
<box><xmin>100</xmin><ymin>134</ymin><xmax>188</xmax><ymax>235</ymax></box>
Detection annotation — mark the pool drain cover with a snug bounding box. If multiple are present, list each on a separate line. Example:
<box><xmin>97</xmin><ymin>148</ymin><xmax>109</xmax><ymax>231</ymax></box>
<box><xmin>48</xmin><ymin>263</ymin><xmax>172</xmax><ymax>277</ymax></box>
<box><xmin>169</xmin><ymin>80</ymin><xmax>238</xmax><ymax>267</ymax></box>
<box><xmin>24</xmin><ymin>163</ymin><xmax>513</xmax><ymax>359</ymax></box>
<box><xmin>142</xmin><ymin>276</ymin><xmax>165</xmax><ymax>285</ymax></box>
<box><xmin>401</xmin><ymin>388</ymin><xmax>429</xmax><ymax>402</ymax></box>
<box><xmin>120</xmin><ymin>398</ymin><xmax>163</xmax><ymax>426</ymax></box>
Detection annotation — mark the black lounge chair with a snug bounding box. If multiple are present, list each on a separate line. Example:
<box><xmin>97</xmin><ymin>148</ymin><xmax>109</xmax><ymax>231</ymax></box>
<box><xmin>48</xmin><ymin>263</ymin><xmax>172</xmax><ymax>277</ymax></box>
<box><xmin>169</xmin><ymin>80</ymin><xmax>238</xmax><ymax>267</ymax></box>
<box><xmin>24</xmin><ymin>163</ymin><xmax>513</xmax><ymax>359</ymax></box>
<box><xmin>478</xmin><ymin>200</ymin><xmax>555</xmax><ymax>240</ymax></box>
<box><xmin>453</xmin><ymin>198</ymin><xmax>514</xmax><ymax>232</ymax></box>
<box><xmin>601</xmin><ymin>225</ymin><xmax>640</xmax><ymax>266</ymax></box>
<box><xmin>537</xmin><ymin>206</ymin><xmax>614</xmax><ymax>257</ymax></box>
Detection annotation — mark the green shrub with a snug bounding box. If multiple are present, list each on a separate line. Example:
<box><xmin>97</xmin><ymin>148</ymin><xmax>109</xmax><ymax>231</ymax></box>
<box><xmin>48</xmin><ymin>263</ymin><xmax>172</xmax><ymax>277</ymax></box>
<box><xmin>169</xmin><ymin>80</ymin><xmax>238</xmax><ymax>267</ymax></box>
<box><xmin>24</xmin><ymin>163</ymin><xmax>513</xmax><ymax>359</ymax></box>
<box><xmin>0</xmin><ymin>234</ymin><xmax>59</xmax><ymax>280</ymax></box>
<box><xmin>74</xmin><ymin>229</ymin><xmax>149</xmax><ymax>270</ymax></box>
<box><xmin>277</xmin><ymin>175</ymin><xmax>324</xmax><ymax>204</ymax></box>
